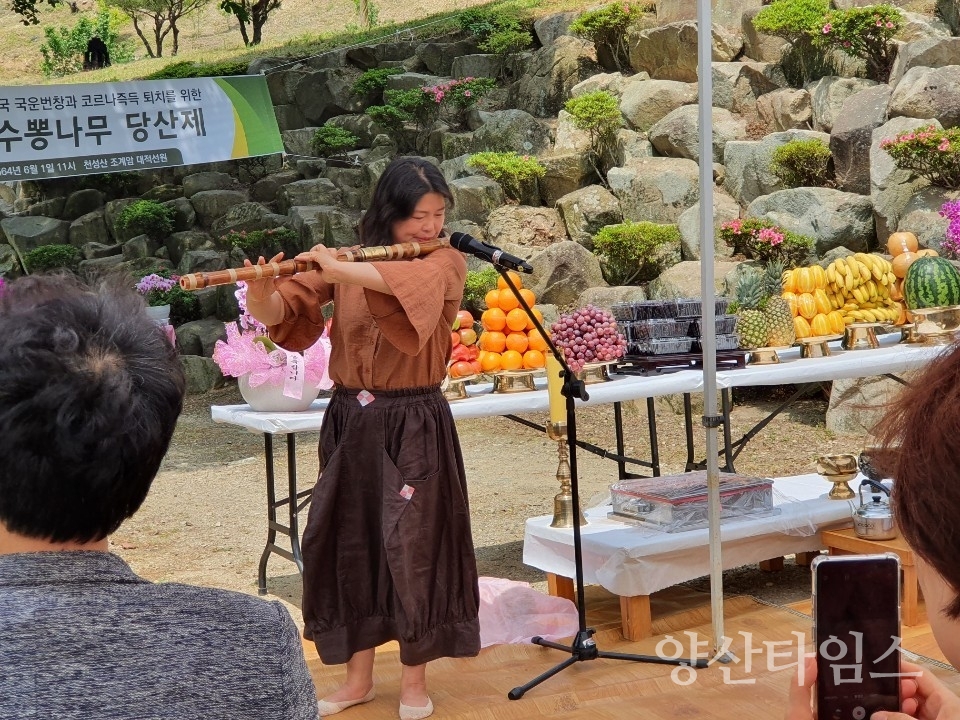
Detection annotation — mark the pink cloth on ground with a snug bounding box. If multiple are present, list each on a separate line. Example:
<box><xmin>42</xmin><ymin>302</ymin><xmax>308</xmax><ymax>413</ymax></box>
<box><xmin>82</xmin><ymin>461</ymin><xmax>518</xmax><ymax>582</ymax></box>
<box><xmin>478</xmin><ymin>576</ymin><xmax>579</xmax><ymax>647</ymax></box>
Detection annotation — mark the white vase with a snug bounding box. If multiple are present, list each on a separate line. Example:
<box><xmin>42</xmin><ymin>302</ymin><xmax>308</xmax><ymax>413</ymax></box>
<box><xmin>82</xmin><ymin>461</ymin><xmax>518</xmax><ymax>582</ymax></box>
<box><xmin>238</xmin><ymin>374</ymin><xmax>321</xmax><ymax>412</ymax></box>
<box><xmin>145</xmin><ymin>304</ymin><xmax>171</xmax><ymax>325</ymax></box>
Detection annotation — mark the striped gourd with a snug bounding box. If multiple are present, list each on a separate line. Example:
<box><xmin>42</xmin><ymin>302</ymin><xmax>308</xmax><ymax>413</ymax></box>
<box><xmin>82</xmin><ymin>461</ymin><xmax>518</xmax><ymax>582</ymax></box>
<box><xmin>903</xmin><ymin>257</ymin><xmax>960</xmax><ymax>310</ymax></box>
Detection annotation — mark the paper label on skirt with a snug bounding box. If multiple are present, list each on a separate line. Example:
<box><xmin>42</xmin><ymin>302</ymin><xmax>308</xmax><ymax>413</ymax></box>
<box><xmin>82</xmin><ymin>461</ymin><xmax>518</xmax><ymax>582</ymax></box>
<box><xmin>357</xmin><ymin>390</ymin><xmax>375</xmax><ymax>406</ymax></box>
<box><xmin>399</xmin><ymin>484</ymin><xmax>415</xmax><ymax>500</ymax></box>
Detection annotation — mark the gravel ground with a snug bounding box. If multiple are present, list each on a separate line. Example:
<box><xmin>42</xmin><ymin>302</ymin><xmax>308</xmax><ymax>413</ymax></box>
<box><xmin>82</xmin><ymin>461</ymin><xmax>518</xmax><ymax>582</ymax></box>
<box><xmin>112</xmin><ymin>381</ymin><xmax>869</xmax><ymax>625</ymax></box>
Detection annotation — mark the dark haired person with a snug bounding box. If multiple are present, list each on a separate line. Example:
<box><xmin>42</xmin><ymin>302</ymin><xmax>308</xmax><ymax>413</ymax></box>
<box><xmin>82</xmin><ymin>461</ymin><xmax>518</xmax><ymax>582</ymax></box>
<box><xmin>245</xmin><ymin>156</ymin><xmax>480</xmax><ymax>720</ymax></box>
<box><xmin>0</xmin><ymin>275</ymin><xmax>319</xmax><ymax>720</ymax></box>
<box><xmin>786</xmin><ymin>342</ymin><xmax>960</xmax><ymax>720</ymax></box>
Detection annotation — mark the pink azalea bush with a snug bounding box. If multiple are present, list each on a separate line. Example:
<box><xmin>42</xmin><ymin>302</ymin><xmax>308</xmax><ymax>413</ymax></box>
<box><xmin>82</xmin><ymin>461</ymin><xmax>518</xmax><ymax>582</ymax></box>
<box><xmin>880</xmin><ymin>125</ymin><xmax>960</xmax><ymax>189</ymax></box>
<box><xmin>718</xmin><ymin>218</ymin><xmax>813</xmax><ymax>266</ymax></box>
<box><xmin>212</xmin><ymin>281</ymin><xmax>332</xmax><ymax>390</ymax></box>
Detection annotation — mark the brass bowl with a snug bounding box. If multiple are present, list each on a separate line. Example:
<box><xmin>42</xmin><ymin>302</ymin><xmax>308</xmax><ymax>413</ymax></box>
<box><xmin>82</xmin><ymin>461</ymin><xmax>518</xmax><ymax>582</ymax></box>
<box><xmin>574</xmin><ymin>362</ymin><xmax>613</xmax><ymax>384</ymax></box>
<box><xmin>899</xmin><ymin>322</ymin><xmax>923</xmax><ymax>344</ymax></box>
<box><xmin>442</xmin><ymin>375</ymin><xmax>476</xmax><ymax>401</ymax></box>
<box><xmin>800</xmin><ymin>336</ymin><xmax>832</xmax><ymax>359</ymax></box>
<box><xmin>842</xmin><ymin>323</ymin><xmax>880</xmax><ymax>350</ymax></box>
<box><xmin>750</xmin><ymin>347</ymin><xmax>781</xmax><ymax>365</ymax></box>
<box><xmin>910</xmin><ymin>305</ymin><xmax>960</xmax><ymax>345</ymax></box>
<box><xmin>817</xmin><ymin>453</ymin><xmax>860</xmax><ymax>500</ymax></box>
<box><xmin>492</xmin><ymin>370</ymin><xmax>537</xmax><ymax>393</ymax></box>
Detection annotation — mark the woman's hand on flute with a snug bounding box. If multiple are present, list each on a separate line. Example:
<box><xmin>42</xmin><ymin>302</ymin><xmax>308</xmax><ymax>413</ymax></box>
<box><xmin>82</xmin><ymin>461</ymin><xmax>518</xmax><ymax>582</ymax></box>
<box><xmin>295</xmin><ymin>245</ymin><xmax>339</xmax><ymax>275</ymax></box>
<box><xmin>243</xmin><ymin>253</ymin><xmax>284</xmax><ymax>301</ymax></box>
<box><xmin>243</xmin><ymin>253</ymin><xmax>285</xmax><ymax>327</ymax></box>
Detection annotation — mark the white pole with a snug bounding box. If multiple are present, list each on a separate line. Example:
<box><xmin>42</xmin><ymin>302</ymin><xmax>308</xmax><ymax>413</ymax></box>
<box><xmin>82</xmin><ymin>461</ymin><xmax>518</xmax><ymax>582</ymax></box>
<box><xmin>697</xmin><ymin>0</ymin><xmax>725</xmax><ymax>654</ymax></box>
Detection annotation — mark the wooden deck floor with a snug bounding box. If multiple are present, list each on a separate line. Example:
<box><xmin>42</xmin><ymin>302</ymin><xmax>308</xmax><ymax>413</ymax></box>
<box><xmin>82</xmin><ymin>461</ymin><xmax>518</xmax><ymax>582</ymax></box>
<box><xmin>303</xmin><ymin>587</ymin><xmax>960</xmax><ymax>719</ymax></box>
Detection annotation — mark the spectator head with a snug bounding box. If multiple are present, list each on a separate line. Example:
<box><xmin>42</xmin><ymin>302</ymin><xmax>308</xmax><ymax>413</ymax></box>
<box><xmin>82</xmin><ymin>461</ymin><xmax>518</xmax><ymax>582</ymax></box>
<box><xmin>0</xmin><ymin>274</ymin><xmax>185</xmax><ymax>544</ymax></box>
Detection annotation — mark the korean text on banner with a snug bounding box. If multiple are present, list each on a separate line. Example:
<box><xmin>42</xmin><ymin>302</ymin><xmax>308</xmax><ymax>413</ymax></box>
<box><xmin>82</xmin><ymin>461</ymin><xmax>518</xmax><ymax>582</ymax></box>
<box><xmin>0</xmin><ymin>75</ymin><xmax>283</xmax><ymax>180</ymax></box>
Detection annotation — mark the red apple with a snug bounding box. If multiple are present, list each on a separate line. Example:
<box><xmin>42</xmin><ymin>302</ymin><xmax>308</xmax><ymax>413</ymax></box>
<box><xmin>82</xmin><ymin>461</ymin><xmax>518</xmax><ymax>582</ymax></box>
<box><xmin>451</xmin><ymin>331</ymin><xmax>461</xmax><ymax>347</ymax></box>
<box><xmin>456</xmin><ymin>310</ymin><xmax>474</xmax><ymax>329</ymax></box>
<box><xmin>450</xmin><ymin>361</ymin><xmax>474</xmax><ymax>378</ymax></box>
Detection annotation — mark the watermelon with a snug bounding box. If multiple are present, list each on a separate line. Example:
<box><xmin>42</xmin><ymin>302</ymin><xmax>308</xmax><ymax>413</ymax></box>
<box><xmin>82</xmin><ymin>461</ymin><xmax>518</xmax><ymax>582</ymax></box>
<box><xmin>903</xmin><ymin>256</ymin><xmax>960</xmax><ymax>310</ymax></box>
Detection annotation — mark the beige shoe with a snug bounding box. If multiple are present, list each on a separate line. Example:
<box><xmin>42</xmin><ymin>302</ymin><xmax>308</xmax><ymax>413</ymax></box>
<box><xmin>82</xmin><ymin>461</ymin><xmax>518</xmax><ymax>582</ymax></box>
<box><xmin>398</xmin><ymin>696</ymin><xmax>433</xmax><ymax>720</ymax></box>
<box><xmin>317</xmin><ymin>688</ymin><xmax>375</xmax><ymax>716</ymax></box>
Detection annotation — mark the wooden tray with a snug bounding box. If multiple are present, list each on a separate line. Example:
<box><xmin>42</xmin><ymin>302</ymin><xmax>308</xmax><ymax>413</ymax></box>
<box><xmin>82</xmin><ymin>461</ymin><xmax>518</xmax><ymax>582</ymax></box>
<box><xmin>615</xmin><ymin>350</ymin><xmax>749</xmax><ymax>376</ymax></box>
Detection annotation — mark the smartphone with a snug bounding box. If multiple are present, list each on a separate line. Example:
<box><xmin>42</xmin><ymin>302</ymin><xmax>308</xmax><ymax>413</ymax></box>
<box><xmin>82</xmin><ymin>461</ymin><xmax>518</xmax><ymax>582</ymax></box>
<box><xmin>812</xmin><ymin>554</ymin><xmax>902</xmax><ymax>720</ymax></box>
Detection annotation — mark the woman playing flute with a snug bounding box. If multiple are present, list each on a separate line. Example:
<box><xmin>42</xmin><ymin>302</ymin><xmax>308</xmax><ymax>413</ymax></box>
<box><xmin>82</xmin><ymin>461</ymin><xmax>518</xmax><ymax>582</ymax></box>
<box><xmin>244</xmin><ymin>156</ymin><xmax>480</xmax><ymax>720</ymax></box>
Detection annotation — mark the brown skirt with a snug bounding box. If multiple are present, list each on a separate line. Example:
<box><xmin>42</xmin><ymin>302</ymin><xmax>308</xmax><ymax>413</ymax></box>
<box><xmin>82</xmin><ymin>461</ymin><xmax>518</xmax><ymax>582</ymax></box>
<box><xmin>301</xmin><ymin>385</ymin><xmax>481</xmax><ymax>666</ymax></box>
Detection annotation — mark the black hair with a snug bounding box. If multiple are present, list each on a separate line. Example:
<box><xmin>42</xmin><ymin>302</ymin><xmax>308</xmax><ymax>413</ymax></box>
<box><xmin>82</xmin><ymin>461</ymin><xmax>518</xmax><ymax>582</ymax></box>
<box><xmin>0</xmin><ymin>274</ymin><xmax>185</xmax><ymax>543</ymax></box>
<box><xmin>357</xmin><ymin>156</ymin><xmax>454</xmax><ymax>247</ymax></box>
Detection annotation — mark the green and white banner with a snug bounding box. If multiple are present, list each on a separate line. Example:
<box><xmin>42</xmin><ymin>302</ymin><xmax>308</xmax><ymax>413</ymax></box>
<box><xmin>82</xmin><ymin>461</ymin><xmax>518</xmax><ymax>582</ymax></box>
<box><xmin>0</xmin><ymin>75</ymin><xmax>283</xmax><ymax>180</ymax></box>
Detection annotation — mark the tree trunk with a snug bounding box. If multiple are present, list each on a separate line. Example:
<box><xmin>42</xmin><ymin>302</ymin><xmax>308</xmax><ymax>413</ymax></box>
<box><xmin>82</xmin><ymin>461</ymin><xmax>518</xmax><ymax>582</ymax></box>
<box><xmin>171</xmin><ymin>23</ymin><xmax>179</xmax><ymax>55</ymax></box>
<box><xmin>131</xmin><ymin>16</ymin><xmax>155</xmax><ymax>58</ymax></box>
<box><xmin>236</xmin><ymin>17</ymin><xmax>251</xmax><ymax>46</ymax></box>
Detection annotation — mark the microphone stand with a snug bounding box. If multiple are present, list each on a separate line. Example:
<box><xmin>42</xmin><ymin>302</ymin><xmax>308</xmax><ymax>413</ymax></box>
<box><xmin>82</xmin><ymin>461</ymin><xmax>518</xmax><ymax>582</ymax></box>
<box><xmin>490</xmin><ymin>266</ymin><xmax>707</xmax><ymax>700</ymax></box>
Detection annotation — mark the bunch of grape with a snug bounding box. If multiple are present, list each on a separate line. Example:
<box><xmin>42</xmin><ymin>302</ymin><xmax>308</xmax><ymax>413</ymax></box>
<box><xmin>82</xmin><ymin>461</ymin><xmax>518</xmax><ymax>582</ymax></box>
<box><xmin>550</xmin><ymin>304</ymin><xmax>627</xmax><ymax>371</ymax></box>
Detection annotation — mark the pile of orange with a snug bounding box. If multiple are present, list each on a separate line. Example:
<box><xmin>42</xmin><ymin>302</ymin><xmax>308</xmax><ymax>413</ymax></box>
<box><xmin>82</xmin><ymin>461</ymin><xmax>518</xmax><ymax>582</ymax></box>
<box><xmin>477</xmin><ymin>271</ymin><xmax>549</xmax><ymax>372</ymax></box>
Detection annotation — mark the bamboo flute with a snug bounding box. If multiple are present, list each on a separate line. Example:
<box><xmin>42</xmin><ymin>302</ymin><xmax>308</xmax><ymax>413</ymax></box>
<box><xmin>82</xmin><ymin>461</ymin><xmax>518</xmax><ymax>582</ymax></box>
<box><xmin>179</xmin><ymin>237</ymin><xmax>449</xmax><ymax>290</ymax></box>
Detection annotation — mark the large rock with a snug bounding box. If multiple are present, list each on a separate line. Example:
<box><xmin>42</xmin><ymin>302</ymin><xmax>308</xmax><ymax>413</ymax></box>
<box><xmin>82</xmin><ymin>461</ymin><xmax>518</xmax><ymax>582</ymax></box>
<box><xmin>0</xmin><ymin>215</ymin><xmax>70</xmax><ymax>256</ymax></box>
<box><xmin>826</xmin><ymin>376</ymin><xmax>911</xmax><ymax>434</ymax></box>
<box><xmin>384</xmin><ymin>71</ymin><xmax>449</xmax><ymax>93</ymax></box>
<box><xmin>890</xmin><ymin>37</ymin><xmax>960</xmax><ymax>85</ymax></box>
<box><xmin>723</xmin><ymin>129</ymin><xmax>831</xmax><ymax>206</ymax></box>
<box><xmin>0</xmin><ymin>243</ymin><xmax>23</xmax><ymax>279</ymax></box>
<box><xmin>646</xmin><ymin>260</ymin><xmax>742</xmax><ymax>299</ymax></box>
<box><xmin>210</xmin><ymin>202</ymin><xmax>285</xmax><ymax>237</ymax></box>
<box><xmin>346</xmin><ymin>38</ymin><xmax>420</xmax><ymax>70</ymax></box>
<box><xmin>63</xmin><ymin>188</ymin><xmax>104</xmax><ymax>221</ymax></box>
<box><xmin>177</xmin><ymin>249</ymin><xmax>231</xmax><ymax>275</ymax></box>
<box><xmin>440</xmin><ymin>109</ymin><xmax>552</xmax><ymax>159</ymax></box>
<box><xmin>870</xmin><ymin>116</ymin><xmax>940</xmax><ymax>242</ymax></box>
<box><xmin>571</xmin><ymin>71</ymin><xmax>633</xmax><ymax>98</ymax></box>
<box><xmin>626</xmin><ymin>21</ymin><xmax>742</xmax><ymax>82</ymax></box>
<box><xmin>575</xmin><ymin>285</ymin><xmax>648</xmax><ymax>313</ymax></box>
<box><xmin>485</xmin><ymin>206</ymin><xmax>567</xmax><ymax>249</ymax></box>
<box><xmin>556</xmin><ymin>185</ymin><xmax>623</xmax><ymax>249</ymax></box>
<box><xmin>747</xmin><ymin>188</ymin><xmax>875</xmax><ymax>254</ymax></box>
<box><xmin>526</xmin><ymin>241</ymin><xmax>607</xmax><ymax>307</ymax></box>
<box><xmin>830</xmin><ymin>85</ymin><xmax>892</xmax><ymax>196</ymax></box>
<box><xmin>940</xmin><ymin>0</ymin><xmax>960</xmax><ymax>34</ymax></box>
<box><xmin>266</xmin><ymin>68</ymin><xmax>311</xmax><ymax>105</ymax></box>
<box><xmin>807</xmin><ymin>76</ymin><xmax>878</xmax><ymax>133</ymax></box>
<box><xmin>165</xmin><ymin>231</ymin><xmax>219</xmax><ymax>266</ymax></box>
<box><xmin>287</xmin><ymin>205</ymin><xmax>361</xmax><ymax>249</ymax></box>
<box><xmin>294</xmin><ymin>68</ymin><xmax>367</xmax><ymax>126</ymax></box>
<box><xmin>189</xmin><ymin>190</ymin><xmax>248</xmax><ymax>229</ymax></box>
<box><xmin>451</xmin><ymin>54</ymin><xmax>503</xmax><ymax>80</ymax></box>
<box><xmin>756</xmin><ymin>88</ymin><xmax>813</xmax><ymax>131</ymax></box>
<box><xmin>251</xmin><ymin>170</ymin><xmax>302</xmax><ymax>204</ymax></box>
<box><xmin>415</xmin><ymin>40</ymin><xmax>477</xmax><ymax>76</ymax></box>
<box><xmin>276</xmin><ymin>178</ymin><xmax>342</xmax><ymax>214</ymax></box>
<box><xmin>619</xmin><ymin>78</ymin><xmax>698</xmax><ymax>132</ymax></box>
<box><xmin>889</xmin><ymin>66</ymin><xmax>960</xmax><ymax>129</ymax></box>
<box><xmin>538</xmin><ymin>152</ymin><xmax>597</xmax><ymax>206</ymax></box>
<box><xmin>180</xmin><ymin>355</ymin><xmax>226</xmax><ymax>395</ymax></box>
<box><xmin>68</xmin><ymin>210</ymin><xmax>110</xmax><ymax>248</ymax></box>
<box><xmin>898</xmin><ymin>11</ymin><xmax>953</xmax><ymax>43</ymax></box>
<box><xmin>508</xmin><ymin>37</ymin><xmax>602</xmax><ymax>118</ymax></box>
<box><xmin>182</xmin><ymin>171</ymin><xmax>237</xmax><ymax>198</ymax></box>
<box><xmin>608</xmin><ymin>157</ymin><xmax>700</xmax><ymax>224</ymax></box>
<box><xmin>657</xmin><ymin>0</ymin><xmax>763</xmax><ymax>29</ymax></box>
<box><xmin>175</xmin><ymin>318</ymin><xmax>229</xmax><ymax>358</ymax></box>
<box><xmin>741</xmin><ymin>7</ymin><xmax>790</xmax><ymax>62</ymax></box>
<box><xmin>448</xmin><ymin>176</ymin><xmax>505</xmax><ymax>225</ymax></box>
<box><xmin>896</xmin><ymin>187</ymin><xmax>960</xmax><ymax>252</ymax></box>
<box><xmin>325</xmin><ymin>113</ymin><xmax>383</xmax><ymax>148</ymax></box>
<box><xmin>678</xmin><ymin>193</ymin><xmax>741</xmax><ymax>260</ymax></box>
<box><xmin>712</xmin><ymin>61</ymin><xmax>785</xmax><ymax>114</ymax></box>
<box><xmin>553</xmin><ymin>110</ymin><xmax>592</xmax><ymax>154</ymax></box>
<box><xmin>533</xmin><ymin>11</ymin><xmax>579</xmax><ymax>45</ymax></box>
<box><xmin>648</xmin><ymin>105</ymin><xmax>747</xmax><ymax>163</ymax></box>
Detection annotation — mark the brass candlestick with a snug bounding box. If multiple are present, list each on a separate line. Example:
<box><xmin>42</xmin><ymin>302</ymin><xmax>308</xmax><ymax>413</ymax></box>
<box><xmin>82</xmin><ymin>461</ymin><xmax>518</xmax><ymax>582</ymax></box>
<box><xmin>548</xmin><ymin>421</ymin><xmax>587</xmax><ymax>528</ymax></box>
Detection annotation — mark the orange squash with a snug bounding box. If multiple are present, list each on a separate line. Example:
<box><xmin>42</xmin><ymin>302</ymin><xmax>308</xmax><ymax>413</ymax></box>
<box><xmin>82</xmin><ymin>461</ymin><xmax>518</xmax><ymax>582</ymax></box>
<box><xmin>891</xmin><ymin>251</ymin><xmax>918</xmax><ymax>279</ymax></box>
<box><xmin>887</xmin><ymin>231</ymin><xmax>919</xmax><ymax>256</ymax></box>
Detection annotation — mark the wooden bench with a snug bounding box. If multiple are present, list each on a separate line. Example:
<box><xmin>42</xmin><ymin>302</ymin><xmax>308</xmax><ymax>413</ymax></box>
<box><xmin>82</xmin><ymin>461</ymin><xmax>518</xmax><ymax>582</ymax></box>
<box><xmin>821</xmin><ymin>528</ymin><xmax>920</xmax><ymax>626</ymax></box>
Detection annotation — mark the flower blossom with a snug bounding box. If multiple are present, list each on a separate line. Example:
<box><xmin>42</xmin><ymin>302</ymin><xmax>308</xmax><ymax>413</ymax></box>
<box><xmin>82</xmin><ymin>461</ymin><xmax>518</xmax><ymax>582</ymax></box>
<box><xmin>822</xmin><ymin>23</ymin><xmax>832</xmax><ymax>33</ymax></box>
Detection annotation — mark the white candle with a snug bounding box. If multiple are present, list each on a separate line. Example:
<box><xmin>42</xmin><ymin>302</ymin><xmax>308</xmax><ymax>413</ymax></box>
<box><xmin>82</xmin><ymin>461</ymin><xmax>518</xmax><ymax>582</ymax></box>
<box><xmin>545</xmin><ymin>354</ymin><xmax>566</xmax><ymax>425</ymax></box>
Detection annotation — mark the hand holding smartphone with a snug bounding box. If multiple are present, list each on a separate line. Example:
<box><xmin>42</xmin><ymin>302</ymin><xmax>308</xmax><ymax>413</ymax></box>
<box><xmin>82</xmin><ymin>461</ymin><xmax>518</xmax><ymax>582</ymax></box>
<box><xmin>812</xmin><ymin>554</ymin><xmax>902</xmax><ymax>720</ymax></box>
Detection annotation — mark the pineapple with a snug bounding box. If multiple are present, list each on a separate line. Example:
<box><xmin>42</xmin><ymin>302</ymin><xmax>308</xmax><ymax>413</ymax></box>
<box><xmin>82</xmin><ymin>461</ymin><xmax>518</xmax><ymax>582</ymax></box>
<box><xmin>733</xmin><ymin>270</ymin><xmax>768</xmax><ymax>350</ymax></box>
<box><xmin>762</xmin><ymin>260</ymin><xmax>796</xmax><ymax>347</ymax></box>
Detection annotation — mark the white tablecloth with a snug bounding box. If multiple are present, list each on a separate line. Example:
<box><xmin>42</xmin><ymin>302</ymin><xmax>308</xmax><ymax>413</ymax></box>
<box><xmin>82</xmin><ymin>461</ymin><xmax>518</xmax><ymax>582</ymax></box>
<box><xmin>522</xmin><ymin>473</ymin><xmax>865</xmax><ymax>597</ymax></box>
<box><xmin>211</xmin><ymin>335</ymin><xmax>942</xmax><ymax>435</ymax></box>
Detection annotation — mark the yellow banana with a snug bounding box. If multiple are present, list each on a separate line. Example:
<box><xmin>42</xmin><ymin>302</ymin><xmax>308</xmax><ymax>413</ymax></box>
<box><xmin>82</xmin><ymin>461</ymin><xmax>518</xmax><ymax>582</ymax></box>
<box><xmin>857</xmin><ymin>261</ymin><xmax>871</xmax><ymax>282</ymax></box>
<box><xmin>845</xmin><ymin>255</ymin><xmax>860</xmax><ymax>280</ymax></box>
<box><xmin>826</xmin><ymin>264</ymin><xmax>837</xmax><ymax>285</ymax></box>
<box><xmin>835</xmin><ymin>259</ymin><xmax>847</xmax><ymax>277</ymax></box>
<box><xmin>845</xmin><ymin>272</ymin><xmax>854</xmax><ymax>292</ymax></box>
<box><xmin>862</xmin><ymin>310</ymin><xmax>877</xmax><ymax>323</ymax></box>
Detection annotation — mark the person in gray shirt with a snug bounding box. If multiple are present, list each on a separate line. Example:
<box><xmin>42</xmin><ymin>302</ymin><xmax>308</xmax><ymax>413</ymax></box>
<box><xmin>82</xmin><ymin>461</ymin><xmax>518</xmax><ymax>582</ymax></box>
<box><xmin>0</xmin><ymin>274</ymin><xmax>319</xmax><ymax>720</ymax></box>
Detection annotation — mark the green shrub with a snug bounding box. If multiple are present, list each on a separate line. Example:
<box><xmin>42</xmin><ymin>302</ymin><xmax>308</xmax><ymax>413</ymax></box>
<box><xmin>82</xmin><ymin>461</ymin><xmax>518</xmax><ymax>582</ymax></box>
<box><xmin>813</xmin><ymin>5</ymin><xmax>902</xmax><ymax>82</ymax></box>
<box><xmin>352</xmin><ymin>67</ymin><xmax>403</xmax><ymax>95</ymax></box>
<box><xmin>39</xmin><ymin>8</ymin><xmax>135</xmax><ymax>77</ymax></box>
<box><xmin>754</xmin><ymin>0</ymin><xmax>830</xmax><ymax>85</ymax></box>
<box><xmin>77</xmin><ymin>172</ymin><xmax>141</xmax><ymax>200</ymax></box>
<box><xmin>225</xmin><ymin>226</ymin><xmax>302</xmax><ymax>261</ymax></box>
<box><xmin>770</xmin><ymin>139</ymin><xmax>833</xmax><ymax>188</ymax></box>
<box><xmin>564</xmin><ymin>91</ymin><xmax>623</xmax><ymax>182</ymax></box>
<box><xmin>479</xmin><ymin>28</ymin><xmax>532</xmax><ymax>55</ymax></box>
<box><xmin>718</xmin><ymin>218</ymin><xmax>815</xmax><ymax>266</ymax></box>
<box><xmin>311</xmin><ymin>125</ymin><xmax>359</xmax><ymax>157</ymax></box>
<box><xmin>458</xmin><ymin>7</ymin><xmax>520</xmax><ymax>42</ymax></box>
<box><xmin>592</xmin><ymin>221</ymin><xmax>680</xmax><ymax>285</ymax></box>
<box><xmin>569</xmin><ymin>3</ymin><xmax>645</xmax><ymax>72</ymax></box>
<box><xmin>462</xmin><ymin>266</ymin><xmax>499</xmax><ymax>316</ymax></box>
<box><xmin>880</xmin><ymin>125</ymin><xmax>960</xmax><ymax>189</ymax></box>
<box><xmin>115</xmin><ymin>200</ymin><xmax>176</xmax><ymax>240</ymax></box>
<box><xmin>143</xmin><ymin>59</ymin><xmax>249</xmax><ymax>80</ymax></box>
<box><xmin>466</xmin><ymin>151</ymin><xmax>546</xmax><ymax>202</ymax></box>
<box><xmin>24</xmin><ymin>244</ymin><xmax>81</xmax><ymax>273</ymax></box>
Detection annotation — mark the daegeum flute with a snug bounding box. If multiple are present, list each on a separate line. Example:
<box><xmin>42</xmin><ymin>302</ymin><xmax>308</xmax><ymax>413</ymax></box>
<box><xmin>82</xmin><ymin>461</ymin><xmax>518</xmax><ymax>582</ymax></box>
<box><xmin>178</xmin><ymin>237</ymin><xmax>449</xmax><ymax>290</ymax></box>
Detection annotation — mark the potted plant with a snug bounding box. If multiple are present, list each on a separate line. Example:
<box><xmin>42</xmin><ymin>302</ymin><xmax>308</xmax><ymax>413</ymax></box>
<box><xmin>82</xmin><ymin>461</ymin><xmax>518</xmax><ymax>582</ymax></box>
<box><xmin>136</xmin><ymin>273</ymin><xmax>178</xmax><ymax>325</ymax></box>
<box><xmin>213</xmin><ymin>282</ymin><xmax>333</xmax><ymax>412</ymax></box>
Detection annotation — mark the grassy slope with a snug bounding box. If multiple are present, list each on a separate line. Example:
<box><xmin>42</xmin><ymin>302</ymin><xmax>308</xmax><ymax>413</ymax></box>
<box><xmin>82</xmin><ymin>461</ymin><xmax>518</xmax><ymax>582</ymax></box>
<box><xmin>0</xmin><ymin>0</ymin><xmax>572</xmax><ymax>86</ymax></box>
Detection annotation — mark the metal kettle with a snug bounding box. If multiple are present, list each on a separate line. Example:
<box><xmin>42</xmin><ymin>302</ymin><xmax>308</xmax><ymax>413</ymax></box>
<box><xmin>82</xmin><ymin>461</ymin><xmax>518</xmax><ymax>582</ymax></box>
<box><xmin>853</xmin><ymin>479</ymin><xmax>896</xmax><ymax>541</ymax></box>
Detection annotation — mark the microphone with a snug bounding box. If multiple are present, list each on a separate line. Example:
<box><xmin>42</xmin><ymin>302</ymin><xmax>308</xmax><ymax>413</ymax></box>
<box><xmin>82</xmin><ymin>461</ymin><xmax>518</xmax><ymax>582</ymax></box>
<box><xmin>448</xmin><ymin>232</ymin><xmax>534</xmax><ymax>274</ymax></box>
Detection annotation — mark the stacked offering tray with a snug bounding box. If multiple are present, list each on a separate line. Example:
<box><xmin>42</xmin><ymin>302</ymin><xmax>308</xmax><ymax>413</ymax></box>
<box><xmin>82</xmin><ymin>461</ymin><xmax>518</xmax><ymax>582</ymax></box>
<box><xmin>613</xmin><ymin>298</ymin><xmax>735</xmax><ymax>356</ymax></box>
